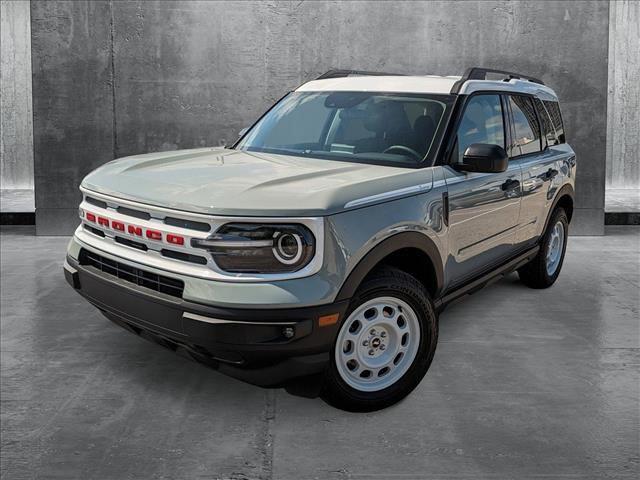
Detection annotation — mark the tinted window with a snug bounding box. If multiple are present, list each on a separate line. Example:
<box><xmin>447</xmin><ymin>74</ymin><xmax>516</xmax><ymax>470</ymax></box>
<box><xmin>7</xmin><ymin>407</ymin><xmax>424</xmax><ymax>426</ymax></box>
<box><xmin>542</xmin><ymin>100</ymin><xmax>565</xmax><ymax>143</ymax></box>
<box><xmin>238</xmin><ymin>91</ymin><xmax>454</xmax><ymax>167</ymax></box>
<box><xmin>253</xmin><ymin>94</ymin><xmax>332</xmax><ymax>146</ymax></box>
<box><xmin>509</xmin><ymin>96</ymin><xmax>541</xmax><ymax>156</ymax></box>
<box><xmin>455</xmin><ymin>94</ymin><xmax>505</xmax><ymax>163</ymax></box>
<box><xmin>533</xmin><ymin>98</ymin><xmax>559</xmax><ymax>147</ymax></box>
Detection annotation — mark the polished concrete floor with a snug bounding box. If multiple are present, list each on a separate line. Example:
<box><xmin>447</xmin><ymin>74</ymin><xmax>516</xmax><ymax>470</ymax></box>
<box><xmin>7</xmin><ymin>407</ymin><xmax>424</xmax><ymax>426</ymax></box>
<box><xmin>1</xmin><ymin>226</ymin><xmax>638</xmax><ymax>480</ymax></box>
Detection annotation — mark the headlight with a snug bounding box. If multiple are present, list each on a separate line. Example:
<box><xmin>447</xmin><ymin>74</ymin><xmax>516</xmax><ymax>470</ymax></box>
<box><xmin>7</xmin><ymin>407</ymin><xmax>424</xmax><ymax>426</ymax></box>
<box><xmin>192</xmin><ymin>223</ymin><xmax>316</xmax><ymax>273</ymax></box>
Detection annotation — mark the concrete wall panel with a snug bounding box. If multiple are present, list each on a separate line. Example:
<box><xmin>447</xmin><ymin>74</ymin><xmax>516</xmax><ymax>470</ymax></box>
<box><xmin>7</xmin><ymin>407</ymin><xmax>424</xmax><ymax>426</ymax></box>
<box><xmin>31</xmin><ymin>0</ymin><xmax>609</xmax><ymax>234</ymax></box>
<box><xmin>606</xmin><ymin>0</ymin><xmax>640</xmax><ymax>190</ymax></box>
<box><xmin>1</xmin><ymin>0</ymin><xmax>34</xmax><ymax>190</ymax></box>
<box><xmin>31</xmin><ymin>0</ymin><xmax>114</xmax><ymax>234</ymax></box>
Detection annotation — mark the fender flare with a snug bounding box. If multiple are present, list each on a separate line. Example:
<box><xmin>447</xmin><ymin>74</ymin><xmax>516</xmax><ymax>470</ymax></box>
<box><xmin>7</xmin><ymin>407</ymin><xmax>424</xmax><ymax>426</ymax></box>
<box><xmin>335</xmin><ymin>231</ymin><xmax>444</xmax><ymax>302</ymax></box>
<box><xmin>542</xmin><ymin>183</ymin><xmax>575</xmax><ymax>234</ymax></box>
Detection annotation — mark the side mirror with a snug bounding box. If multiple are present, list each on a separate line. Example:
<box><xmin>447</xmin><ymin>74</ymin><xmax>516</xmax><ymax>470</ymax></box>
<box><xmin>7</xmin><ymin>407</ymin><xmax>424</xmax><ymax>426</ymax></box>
<box><xmin>455</xmin><ymin>143</ymin><xmax>508</xmax><ymax>173</ymax></box>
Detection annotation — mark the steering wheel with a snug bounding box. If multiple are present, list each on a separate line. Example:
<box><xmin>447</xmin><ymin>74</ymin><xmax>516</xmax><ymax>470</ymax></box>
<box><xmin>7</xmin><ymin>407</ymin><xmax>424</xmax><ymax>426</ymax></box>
<box><xmin>382</xmin><ymin>145</ymin><xmax>423</xmax><ymax>161</ymax></box>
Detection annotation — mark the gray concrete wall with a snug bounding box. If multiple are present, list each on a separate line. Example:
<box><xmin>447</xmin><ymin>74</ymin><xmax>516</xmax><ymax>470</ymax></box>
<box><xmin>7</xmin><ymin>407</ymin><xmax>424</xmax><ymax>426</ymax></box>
<box><xmin>1</xmin><ymin>0</ymin><xmax>34</xmax><ymax>190</ymax></box>
<box><xmin>31</xmin><ymin>0</ymin><xmax>609</xmax><ymax>235</ymax></box>
<box><xmin>30</xmin><ymin>0</ymin><xmax>114</xmax><ymax>232</ymax></box>
<box><xmin>606</xmin><ymin>0</ymin><xmax>639</xmax><ymax>191</ymax></box>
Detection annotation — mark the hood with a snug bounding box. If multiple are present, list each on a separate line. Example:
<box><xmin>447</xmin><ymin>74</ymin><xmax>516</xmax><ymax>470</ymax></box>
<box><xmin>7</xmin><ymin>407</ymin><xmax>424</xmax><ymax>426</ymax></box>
<box><xmin>81</xmin><ymin>148</ymin><xmax>434</xmax><ymax>216</ymax></box>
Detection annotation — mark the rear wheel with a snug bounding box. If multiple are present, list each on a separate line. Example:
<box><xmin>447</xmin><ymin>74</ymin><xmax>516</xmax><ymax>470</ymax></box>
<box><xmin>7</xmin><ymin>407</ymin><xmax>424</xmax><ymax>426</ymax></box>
<box><xmin>322</xmin><ymin>267</ymin><xmax>438</xmax><ymax>412</ymax></box>
<box><xmin>518</xmin><ymin>207</ymin><xmax>569</xmax><ymax>288</ymax></box>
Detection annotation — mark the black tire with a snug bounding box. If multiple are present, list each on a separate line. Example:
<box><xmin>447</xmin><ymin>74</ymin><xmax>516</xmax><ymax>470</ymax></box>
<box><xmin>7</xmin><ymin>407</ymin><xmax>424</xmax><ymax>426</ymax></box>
<box><xmin>321</xmin><ymin>266</ymin><xmax>438</xmax><ymax>412</ymax></box>
<box><xmin>518</xmin><ymin>207</ymin><xmax>569</xmax><ymax>289</ymax></box>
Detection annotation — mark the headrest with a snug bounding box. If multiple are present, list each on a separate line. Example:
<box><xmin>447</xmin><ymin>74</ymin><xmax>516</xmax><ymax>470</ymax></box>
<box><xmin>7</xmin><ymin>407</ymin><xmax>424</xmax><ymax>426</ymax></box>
<box><xmin>414</xmin><ymin>115</ymin><xmax>436</xmax><ymax>134</ymax></box>
<box><xmin>363</xmin><ymin>101</ymin><xmax>410</xmax><ymax>134</ymax></box>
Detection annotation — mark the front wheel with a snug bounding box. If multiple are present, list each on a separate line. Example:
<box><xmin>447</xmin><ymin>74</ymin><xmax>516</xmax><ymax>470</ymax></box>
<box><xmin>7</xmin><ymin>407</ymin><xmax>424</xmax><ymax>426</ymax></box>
<box><xmin>321</xmin><ymin>267</ymin><xmax>438</xmax><ymax>412</ymax></box>
<box><xmin>518</xmin><ymin>207</ymin><xmax>569</xmax><ymax>288</ymax></box>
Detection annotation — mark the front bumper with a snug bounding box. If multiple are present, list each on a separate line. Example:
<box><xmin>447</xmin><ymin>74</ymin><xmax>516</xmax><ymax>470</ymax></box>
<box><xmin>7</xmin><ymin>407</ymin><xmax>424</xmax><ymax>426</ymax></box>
<box><xmin>64</xmin><ymin>256</ymin><xmax>349</xmax><ymax>387</ymax></box>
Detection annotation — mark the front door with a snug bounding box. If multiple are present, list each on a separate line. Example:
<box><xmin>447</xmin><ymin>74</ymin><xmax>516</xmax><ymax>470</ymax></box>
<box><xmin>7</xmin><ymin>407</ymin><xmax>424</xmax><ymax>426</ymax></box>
<box><xmin>444</xmin><ymin>93</ymin><xmax>522</xmax><ymax>287</ymax></box>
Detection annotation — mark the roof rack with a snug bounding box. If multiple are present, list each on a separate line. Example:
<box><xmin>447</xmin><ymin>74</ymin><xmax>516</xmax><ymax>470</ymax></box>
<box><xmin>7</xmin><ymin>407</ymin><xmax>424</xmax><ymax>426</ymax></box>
<box><xmin>450</xmin><ymin>67</ymin><xmax>544</xmax><ymax>93</ymax></box>
<box><xmin>316</xmin><ymin>69</ymin><xmax>406</xmax><ymax>80</ymax></box>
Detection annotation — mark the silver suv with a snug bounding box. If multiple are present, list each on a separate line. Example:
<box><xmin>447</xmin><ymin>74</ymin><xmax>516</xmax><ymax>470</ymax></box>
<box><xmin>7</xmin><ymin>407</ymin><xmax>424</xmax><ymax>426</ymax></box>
<box><xmin>64</xmin><ymin>67</ymin><xmax>576</xmax><ymax>411</ymax></box>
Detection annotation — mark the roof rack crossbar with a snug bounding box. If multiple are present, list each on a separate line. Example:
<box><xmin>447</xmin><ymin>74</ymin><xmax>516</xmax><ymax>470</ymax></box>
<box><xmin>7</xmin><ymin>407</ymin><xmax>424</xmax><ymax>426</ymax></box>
<box><xmin>316</xmin><ymin>69</ymin><xmax>406</xmax><ymax>80</ymax></box>
<box><xmin>450</xmin><ymin>67</ymin><xmax>544</xmax><ymax>93</ymax></box>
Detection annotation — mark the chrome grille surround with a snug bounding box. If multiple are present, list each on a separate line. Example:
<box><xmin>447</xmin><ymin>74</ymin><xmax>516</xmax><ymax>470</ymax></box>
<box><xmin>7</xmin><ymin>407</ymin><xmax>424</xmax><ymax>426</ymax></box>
<box><xmin>76</xmin><ymin>187</ymin><xmax>324</xmax><ymax>283</ymax></box>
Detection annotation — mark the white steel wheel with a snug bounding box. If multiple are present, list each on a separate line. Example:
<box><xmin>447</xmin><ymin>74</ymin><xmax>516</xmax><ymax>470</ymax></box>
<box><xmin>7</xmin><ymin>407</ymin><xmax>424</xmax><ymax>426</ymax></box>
<box><xmin>517</xmin><ymin>207</ymin><xmax>569</xmax><ymax>289</ymax></box>
<box><xmin>334</xmin><ymin>296</ymin><xmax>421</xmax><ymax>392</ymax></box>
<box><xmin>545</xmin><ymin>220</ymin><xmax>565</xmax><ymax>276</ymax></box>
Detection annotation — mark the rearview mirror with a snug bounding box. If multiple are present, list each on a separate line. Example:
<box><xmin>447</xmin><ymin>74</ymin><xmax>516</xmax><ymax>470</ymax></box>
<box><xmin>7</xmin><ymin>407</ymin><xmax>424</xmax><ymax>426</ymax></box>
<box><xmin>455</xmin><ymin>143</ymin><xmax>508</xmax><ymax>173</ymax></box>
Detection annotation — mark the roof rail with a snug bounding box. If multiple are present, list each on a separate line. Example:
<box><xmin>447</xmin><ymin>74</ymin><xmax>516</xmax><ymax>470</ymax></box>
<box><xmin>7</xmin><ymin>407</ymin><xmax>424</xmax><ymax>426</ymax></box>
<box><xmin>316</xmin><ymin>69</ymin><xmax>406</xmax><ymax>80</ymax></box>
<box><xmin>450</xmin><ymin>67</ymin><xmax>544</xmax><ymax>94</ymax></box>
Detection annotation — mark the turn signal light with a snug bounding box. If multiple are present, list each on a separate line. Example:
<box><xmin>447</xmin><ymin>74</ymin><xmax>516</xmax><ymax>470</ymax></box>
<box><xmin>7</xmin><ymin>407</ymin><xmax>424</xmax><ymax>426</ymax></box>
<box><xmin>86</xmin><ymin>212</ymin><xmax>96</xmax><ymax>222</ymax></box>
<box><xmin>318</xmin><ymin>313</ymin><xmax>340</xmax><ymax>327</ymax></box>
<box><xmin>146</xmin><ymin>229</ymin><xmax>162</xmax><ymax>241</ymax></box>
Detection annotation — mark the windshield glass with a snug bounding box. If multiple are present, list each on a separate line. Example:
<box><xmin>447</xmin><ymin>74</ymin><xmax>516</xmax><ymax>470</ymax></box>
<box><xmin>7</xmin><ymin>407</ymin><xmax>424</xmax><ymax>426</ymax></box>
<box><xmin>236</xmin><ymin>91</ymin><xmax>455</xmax><ymax>167</ymax></box>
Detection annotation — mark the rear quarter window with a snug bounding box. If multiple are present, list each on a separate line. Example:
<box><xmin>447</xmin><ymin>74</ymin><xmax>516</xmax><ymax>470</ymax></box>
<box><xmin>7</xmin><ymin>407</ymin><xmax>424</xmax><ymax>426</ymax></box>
<box><xmin>542</xmin><ymin>100</ymin><xmax>565</xmax><ymax>144</ymax></box>
<box><xmin>533</xmin><ymin>98</ymin><xmax>560</xmax><ymax>147</ymax></box>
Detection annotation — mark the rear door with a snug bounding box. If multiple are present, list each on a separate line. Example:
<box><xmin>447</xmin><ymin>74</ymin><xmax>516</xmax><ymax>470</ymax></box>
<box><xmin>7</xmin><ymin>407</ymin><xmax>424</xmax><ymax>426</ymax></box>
<box><xmin>508</xmin><ymin>95</ymin><xmax>565</xmax><ymax>246</ymax></box>
<box><xmin>443</xmin><ymin>94</ymin><xmax>523</xmax><ymax>286</ymax></box>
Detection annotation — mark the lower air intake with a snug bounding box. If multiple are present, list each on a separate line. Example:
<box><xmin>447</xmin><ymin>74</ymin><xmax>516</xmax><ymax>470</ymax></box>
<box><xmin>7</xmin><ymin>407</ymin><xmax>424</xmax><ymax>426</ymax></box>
<box><xmin>78</xmin><ymin>249</ymin><xmax>184</xmax><ymax>298</ymax></box>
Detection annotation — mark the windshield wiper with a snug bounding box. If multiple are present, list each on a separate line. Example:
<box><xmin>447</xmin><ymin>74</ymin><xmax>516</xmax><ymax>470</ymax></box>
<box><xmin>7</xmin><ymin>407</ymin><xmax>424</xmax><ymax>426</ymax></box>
<box><xmin>246</xmin><ymin>146</ymin><xmax>321</xmax><ymax>157</ymax></box>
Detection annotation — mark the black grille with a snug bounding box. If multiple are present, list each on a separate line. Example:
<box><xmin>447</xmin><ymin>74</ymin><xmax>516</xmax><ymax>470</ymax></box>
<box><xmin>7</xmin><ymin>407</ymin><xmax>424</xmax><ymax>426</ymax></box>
<box><xmin>116</xmin><ymin>206</ymin><xmax>151</xmax><ymax>220</ymax></box>
<box><xmin>115</xmin><ymin>236</ymin><xmax>148</xmax><ymax>251</ymax></box>
<box><xmin>85</xmin><ymin>196</ymin><xmax>108</xmax><ymax>209</ymax></box>
<box><xmin>161</xmin><ymin>248</ymin><xmax>208</xmax><ymax>265</ymax></box>
<box><xmin>164</xmin><ymin>216</ymin><xmax>211</xmax><ymax>232</ymax></box>
<box><xmin>83</xmin><ymin>224</ymin><xmax>105</xmax><ymax>237</ymax></box>
<box><xmin>79</xmin><ymin>249</ymin><xmax>184</xmax><ymax>298</ymax></box>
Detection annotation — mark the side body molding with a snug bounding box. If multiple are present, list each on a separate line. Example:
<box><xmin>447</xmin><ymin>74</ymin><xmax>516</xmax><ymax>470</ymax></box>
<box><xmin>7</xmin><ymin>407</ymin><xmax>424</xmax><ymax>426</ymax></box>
<box><xmin>335</xmin><ymin>232</ymin><xmax>444</xmax><ymax>302</ymax></box>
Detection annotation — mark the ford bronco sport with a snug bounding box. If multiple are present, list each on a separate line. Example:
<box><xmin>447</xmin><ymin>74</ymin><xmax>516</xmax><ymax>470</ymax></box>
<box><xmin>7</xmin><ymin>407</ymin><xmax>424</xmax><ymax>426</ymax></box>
<box><xmin>64</xmin><ymin>67</ymin><xmax>576</xmax><ymax>411</ymax></box>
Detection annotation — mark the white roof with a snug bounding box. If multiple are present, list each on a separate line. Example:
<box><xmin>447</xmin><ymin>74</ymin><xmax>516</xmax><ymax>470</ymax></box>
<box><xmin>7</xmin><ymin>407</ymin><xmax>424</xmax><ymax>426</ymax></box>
<box><xmin>296</xmin><ymin>75</ymin><xmax>461</xmax><ymax>95</ymax></box>
<box><xmin>296</xmin><ymin>75</ymin><xmax>559</xmax><ymax>100</ymax></box>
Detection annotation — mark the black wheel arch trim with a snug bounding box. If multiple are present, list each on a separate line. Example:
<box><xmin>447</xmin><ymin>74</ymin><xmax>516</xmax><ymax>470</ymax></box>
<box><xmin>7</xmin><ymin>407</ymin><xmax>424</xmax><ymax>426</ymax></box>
<box><xmin>542</xmin><ymin>183</ymin><xmax>574</xmax><ymax>234</ymax></box>
<box><xmin>335</xmin><ymin>232</ymin><xmax>444</xmax><ymax>302</ymax></box>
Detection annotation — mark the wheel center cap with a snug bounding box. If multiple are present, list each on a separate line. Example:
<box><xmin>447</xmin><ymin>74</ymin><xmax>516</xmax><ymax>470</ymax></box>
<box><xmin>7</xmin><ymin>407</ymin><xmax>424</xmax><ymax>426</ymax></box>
<box><xmin>371</xmin><ymin>337</ymin><xmax>381</xmax><ymax>348</ymax></box>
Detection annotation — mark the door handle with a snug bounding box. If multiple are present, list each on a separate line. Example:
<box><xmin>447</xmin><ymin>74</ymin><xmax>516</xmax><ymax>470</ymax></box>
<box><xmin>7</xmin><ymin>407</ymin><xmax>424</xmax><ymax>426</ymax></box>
<box><xmin>501</xmin><ymin>179</ymin><xmax>520</xmax><ymax>191</ymax></box>
<box><xmin>544</xmin><ymin>168</ymin><xmax>559</xmax><ymax>181</ymax></box>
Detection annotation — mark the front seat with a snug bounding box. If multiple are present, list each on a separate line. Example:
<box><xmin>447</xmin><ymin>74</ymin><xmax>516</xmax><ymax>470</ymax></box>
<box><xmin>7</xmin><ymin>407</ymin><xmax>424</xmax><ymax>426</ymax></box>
<box><xmin>356</xmin><ymin>101</ymin><xmax>412</xmax><ymax>153</ymax></box>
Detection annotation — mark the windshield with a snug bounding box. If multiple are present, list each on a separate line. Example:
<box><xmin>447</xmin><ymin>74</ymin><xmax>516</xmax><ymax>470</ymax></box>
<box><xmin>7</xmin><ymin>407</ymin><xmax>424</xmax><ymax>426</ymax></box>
<box><xmin>236</xmin><ymin>91</ymin><xmax>455</xmax><ymax>167</ymax></box>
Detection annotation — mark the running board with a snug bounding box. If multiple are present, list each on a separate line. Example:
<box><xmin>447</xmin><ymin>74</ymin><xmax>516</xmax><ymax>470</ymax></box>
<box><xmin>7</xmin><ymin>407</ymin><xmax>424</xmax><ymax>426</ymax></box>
<box><xmin>434</xmin><ymin>246</ymin><xmax>540</xmax><ymax>312</ymax></box>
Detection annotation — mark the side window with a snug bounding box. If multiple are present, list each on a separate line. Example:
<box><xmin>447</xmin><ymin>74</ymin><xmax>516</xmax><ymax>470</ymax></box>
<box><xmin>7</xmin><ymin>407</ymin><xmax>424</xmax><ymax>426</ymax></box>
<box><xmin>533</xmin><ymin>98</ymin><xmax>559</xmax><ymax>147</ymax></box>
<box><xmin>542</xmin><ymin>100</ymin><xmax>565</xmax><ymax>143</ymax></box>
<box><xmin>455</xmin><ymin>94</ymin><xmax>505</xmax><ymax>163</ymax></box>
<box><xmin>508</xmin><ymin>95</ymin><xmax>541</xmax><ymax>156</ymax></box>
